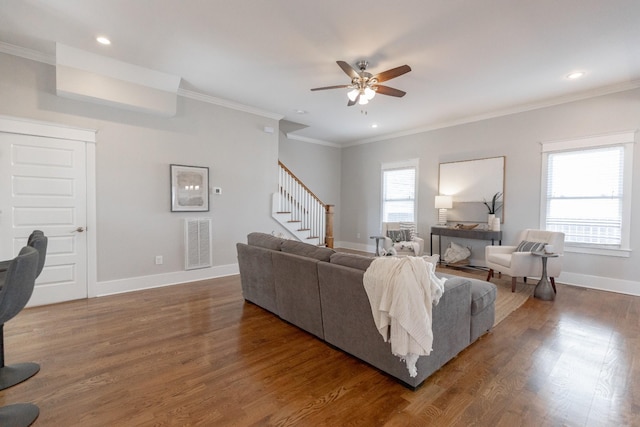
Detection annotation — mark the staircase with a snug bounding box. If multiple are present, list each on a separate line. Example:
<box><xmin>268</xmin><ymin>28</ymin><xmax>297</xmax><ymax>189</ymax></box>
<box><xmin>272</xmin><ymin>161</ymin><xmax>334</xmax><ymax>247</ymax></box>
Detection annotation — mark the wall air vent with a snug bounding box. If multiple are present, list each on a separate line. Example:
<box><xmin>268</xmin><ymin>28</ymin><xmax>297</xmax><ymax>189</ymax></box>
<box><xmin>184</xmin><ymin>218</ymin><xmax>212</xmax><ymax>270</ymax></box>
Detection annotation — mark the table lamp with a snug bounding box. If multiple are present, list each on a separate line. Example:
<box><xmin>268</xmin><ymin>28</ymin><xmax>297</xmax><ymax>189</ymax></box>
<box><xmin>435</xmin><ymin>195</ymin><xmax>453</xmax><ymax>226</ymax></box>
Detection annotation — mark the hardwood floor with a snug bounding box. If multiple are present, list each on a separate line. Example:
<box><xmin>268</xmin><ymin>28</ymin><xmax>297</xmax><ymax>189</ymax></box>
<box><xmin>2</xmin><ymin>272</ymin><xmax>639</xmax><ymax>426</ymax></box>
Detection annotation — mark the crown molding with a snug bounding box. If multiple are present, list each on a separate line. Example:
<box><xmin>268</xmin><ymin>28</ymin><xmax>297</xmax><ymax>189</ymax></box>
<box><xmin>345</xmin><ymin>79</ymin><xmax>640</xmax><ymax>147</ymax></box>
<box><xmin>285</xmin><ymin>133</ymin><xmax>340</xmax><ymax>148</ymax></box>
<box><xmin>0</xmin><ymin>41</ymin><xmax>55</xmax><ymax>65</ymax></box>
<box><xmin>177</xmin><ymin>88</ymin><xmax>283</xmax><ymax>121</ymax></box>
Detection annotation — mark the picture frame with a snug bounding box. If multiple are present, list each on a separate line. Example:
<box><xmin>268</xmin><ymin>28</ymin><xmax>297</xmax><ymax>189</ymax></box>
<box><xmin>438</xmin><ymin>156</ymin><xmax>505</xmax><ymax>223</ymax></box>
<box><xmin>170</xmin><ymin>164</ymin><xmax>209</xmax><ymax>212</ymax></box>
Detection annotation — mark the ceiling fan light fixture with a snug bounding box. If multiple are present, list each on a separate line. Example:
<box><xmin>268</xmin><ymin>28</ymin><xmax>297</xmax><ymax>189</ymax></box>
<box><xmin>358</xmin><ymin>94</ymin><xmax>369</xmax><ymax>105</ymax></box>
<box><xmin>364</xmin><ymin>87</ymin><xmax>376</xmax><ymax>100</ymax></box>
<box><xmin>347</xmin><ymin>88</ymin><xmax>359</xmax><ymax>101</ymax></box>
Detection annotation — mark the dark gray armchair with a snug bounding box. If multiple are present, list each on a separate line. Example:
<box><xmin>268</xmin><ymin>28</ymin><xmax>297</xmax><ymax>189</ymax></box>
<box><xmin>0</xmin><ymin>246</ymin><xmax>40</xmax><ymax>426</ymax></box>
<box><xmin>0</xmin><ymin>230</ymin><xmax>47</xmax><ymax>283</ymax></box>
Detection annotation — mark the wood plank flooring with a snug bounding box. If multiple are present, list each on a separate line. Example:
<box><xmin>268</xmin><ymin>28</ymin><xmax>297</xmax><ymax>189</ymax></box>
<box><xmin>1</xmin><ymin>271</ymin><xmax>639</xmax><ymax>426</ymax></box>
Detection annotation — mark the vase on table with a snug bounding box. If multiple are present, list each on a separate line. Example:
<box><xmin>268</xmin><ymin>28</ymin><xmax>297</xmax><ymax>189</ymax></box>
<box><xmin>493</xmin><ymin>217</ymin><xmax>501</xmax><ymax>231</ymax></box>
<box><xmin>488</xmin><ymin>214</ymin><xmax>495</xmax><ymax>230</ymax></box>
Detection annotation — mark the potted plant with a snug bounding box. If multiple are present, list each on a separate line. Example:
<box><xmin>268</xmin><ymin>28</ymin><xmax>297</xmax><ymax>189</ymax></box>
<box><xmin>484</xmin><ymin>192</ymin><xmax>503</xmax><ymax>229</ymax></box>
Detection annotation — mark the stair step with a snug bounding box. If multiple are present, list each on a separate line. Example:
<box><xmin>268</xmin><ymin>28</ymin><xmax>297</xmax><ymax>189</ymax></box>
<box><xmin>307</xmin><ymin>236</ymin><xmax>319</xmax><ymax>239</ymax></box>
<box><xmin>298</xmin><ymin>228</ymin><xmax>310</xmax><ymax>232</ymax></box>
<box><xmin>287</xmin><ymin>220</ymin><xmax>301</xmax><ymax>223</ymax></box>
<box><xmin>276</xmin><ymin>211</ymin><xmax>291</xmax><ymax>214</ymax></box>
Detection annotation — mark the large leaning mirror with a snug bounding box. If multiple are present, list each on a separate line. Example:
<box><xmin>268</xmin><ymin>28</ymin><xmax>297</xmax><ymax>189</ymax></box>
<box><xmin>438</xmin><ymin>156</ymin><xmax>505</xmax><ymax>223</ymax></box>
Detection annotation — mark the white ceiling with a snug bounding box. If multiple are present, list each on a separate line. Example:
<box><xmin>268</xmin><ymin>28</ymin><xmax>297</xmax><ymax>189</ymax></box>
<box><xmin>2</xmin><ymin>0</ymin><xmax>640</xmax><ymax>146</ymax></box>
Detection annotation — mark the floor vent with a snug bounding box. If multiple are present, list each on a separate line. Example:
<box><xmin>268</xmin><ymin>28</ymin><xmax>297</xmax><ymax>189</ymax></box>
<box><xmin>184</xmin><ymin>218</ymin><xmax>212</xmax><ymax>270</ymax></box>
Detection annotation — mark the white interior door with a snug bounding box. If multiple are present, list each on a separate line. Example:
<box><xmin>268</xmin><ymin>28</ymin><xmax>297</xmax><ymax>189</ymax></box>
<box><xmin>0</xmin><ymin>132</ymin><xmax>88</xmax><ymax>306</ymax></box>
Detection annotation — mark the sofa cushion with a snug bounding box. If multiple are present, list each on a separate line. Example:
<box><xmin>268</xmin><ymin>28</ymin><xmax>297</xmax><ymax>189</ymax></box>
<box><xmin>470</xmin><ymin>280</ymin><xmax>497</xmax><ymax>315</ymax></box>
<box><xmin>280</xmin><ymin>240</ymin><xmax>335</xmax><ymax>261</ymax></box>
<box><xmin>329</xmin><ymin>252</ymin><xmax>374</xmax><ymax>271</ymax></box>
<box><xmin>247</xmin><ymin>232</ymin><xmax>285</xmax><ymax>251</ymax></box>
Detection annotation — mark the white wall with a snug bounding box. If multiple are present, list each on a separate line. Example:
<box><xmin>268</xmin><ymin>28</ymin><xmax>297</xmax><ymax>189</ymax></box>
<box><xmin>340</xmin><ymin>88</ymin><xmax>640</xmax><ymax>295</ymax></box>
<box><xmin>0</xmin><ymin>53</ymin><xmax>280</xmax><ymax>292</ymax></box>
<box><xmin>278</xmin><ymin>135</ymin><xmax>342</xmax><ymax>241</ymax></box>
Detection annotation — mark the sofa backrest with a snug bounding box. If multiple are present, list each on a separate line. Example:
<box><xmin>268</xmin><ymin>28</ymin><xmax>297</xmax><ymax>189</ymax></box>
<box><xmin>280</xmin><ymin>239</ymin><xmax>335</xmax><ymax>262</ymax></box>
<box><xmin>247</xmin><ymin>232</ymin><xmax>286</xmax><ymax>251</ymax></box>
<box><xmin>329</xmin><ymin>252</ymin><xmax>374</xmax><ymax>271</ymax></box>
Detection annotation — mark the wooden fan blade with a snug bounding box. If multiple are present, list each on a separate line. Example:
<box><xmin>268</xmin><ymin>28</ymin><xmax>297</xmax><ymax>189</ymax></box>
<box><xmin>310</xmin><ymin>84</ymin><xmax>350</xmax><ymax>91</ymax></box>
<box><xmin>375</xmin><ymin>85</ymin><xmax>406</xmax><ymax>97</ymax></box>
<box><xmin>337</xmin><ymin>61</ymin><xmax>360</xmax><ymax>79</ymax></box>
<box><xmin>373</xmin><ymin>65</ymin><xmax>411</xmax><ymax>83</ymax></box>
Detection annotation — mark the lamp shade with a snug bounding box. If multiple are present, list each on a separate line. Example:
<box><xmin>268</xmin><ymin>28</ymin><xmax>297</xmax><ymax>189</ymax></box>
<box><xmin>435</xmin><ymin>195</ymin><xmax>453</xmax><ymax>209</ymax></box>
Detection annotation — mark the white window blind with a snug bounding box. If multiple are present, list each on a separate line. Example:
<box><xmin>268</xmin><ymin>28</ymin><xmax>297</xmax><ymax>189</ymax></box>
<box><xmin>541</xmin><ymin>131</ymin><xmax>634</xmax><ymax>255</ymax></box>
<box><xmin>382</xmin><ymin>163</ymin><xmax>416</xmax><ymax>222</ymax></box>
<box><xmin>545</xmin><ymin>146</ymin><xmax>623</xmax><ymax>246</ymax></box>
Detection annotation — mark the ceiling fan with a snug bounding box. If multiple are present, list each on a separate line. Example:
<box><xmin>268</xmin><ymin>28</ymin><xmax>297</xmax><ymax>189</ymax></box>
<box><xmin>311</xmin><ymin>60</ymin><xmax>411</xmax><ymax>106</ymax></box>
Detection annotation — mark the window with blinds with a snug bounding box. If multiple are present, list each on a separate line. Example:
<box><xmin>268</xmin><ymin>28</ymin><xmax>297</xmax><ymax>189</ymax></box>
<box><xmin>541</xmin><ymin>131</ymin><xmax>634</xmax><ymax>256</ymax></box>
<box><xmin>382</xmin><ymin>161</ymin><xmax>417</xmax><ymax>222</ymax></box>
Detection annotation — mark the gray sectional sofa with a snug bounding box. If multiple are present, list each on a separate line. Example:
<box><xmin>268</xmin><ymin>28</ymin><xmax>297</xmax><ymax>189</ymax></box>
<box><xmin>236</xmin><ymin>232</ymin><xmax>497</xmax><ymax>389</ymax></box>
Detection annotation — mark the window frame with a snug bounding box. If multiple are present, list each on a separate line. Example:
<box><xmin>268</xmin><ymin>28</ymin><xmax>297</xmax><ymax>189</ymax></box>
<box><xmin>540</xmin><ymin>131</ymin><xmax>635</xmax><ymax>257</ymax></box>
<box><xmin>380</xmin><ymin>159</ymin><xmax>419</xmax><ymax>224</ymax></box>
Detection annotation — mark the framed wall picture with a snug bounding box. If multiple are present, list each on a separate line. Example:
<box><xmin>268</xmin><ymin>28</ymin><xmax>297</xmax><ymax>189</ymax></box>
<box><xmin>438</xmin><ymin>156</ymin><xmax>505</xmax><ymax>222</ymax></box>
<box><xmin>170</xmin><ymin>164</ymin><xmax>209</xmax><ymax>212</ymax></box>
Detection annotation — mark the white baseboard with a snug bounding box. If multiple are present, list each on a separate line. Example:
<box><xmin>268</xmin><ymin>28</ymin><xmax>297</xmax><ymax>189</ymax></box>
<box><xmin>557</xmin><ymin>271</ymin><xmax>640</xmax><ymax>296</ymax></box>
<box><xmin>93</xmin><ymin>263</ymin><xmax>239</xmax><ymax>297</ymax></box>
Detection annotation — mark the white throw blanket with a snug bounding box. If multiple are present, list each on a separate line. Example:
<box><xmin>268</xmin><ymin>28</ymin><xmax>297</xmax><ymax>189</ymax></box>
<box><xmin>363</xmin><ymin>257</ymin><xmax>446</xmax><ymax>377</ymax></box>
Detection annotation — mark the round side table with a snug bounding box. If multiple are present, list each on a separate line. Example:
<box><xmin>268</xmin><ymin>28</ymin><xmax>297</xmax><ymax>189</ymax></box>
<box><xmin>532</xmin><ymin>251</ymin><xmax>559</xmax><ymax>301</ymax></box>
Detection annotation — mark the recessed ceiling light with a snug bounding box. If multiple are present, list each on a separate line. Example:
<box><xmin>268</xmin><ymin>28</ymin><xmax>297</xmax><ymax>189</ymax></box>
<box><xmin>96</xmin><ymin>36</ymin><xmax>111</xmax><ymax>45</ymax></box>
<box><xmin>294</xmin><ymin>109</ymin><xmax>307</xmax><ymax>114</ymax></box>
<box><xmin>371</xmin><ymin>123</ymin><xmax>378</xmax><ymax>128</ymax></box>
<box><xmin>566</xmin><ymin>71</ymin><xmax>585</xmax><ymax>80</ymax></box>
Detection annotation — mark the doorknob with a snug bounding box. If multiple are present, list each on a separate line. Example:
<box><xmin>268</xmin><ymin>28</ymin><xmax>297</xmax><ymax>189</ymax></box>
<box><xmin>73</xmin><ymin>227</ymin><xmax>85</xmax><ymax>233</ymax></box>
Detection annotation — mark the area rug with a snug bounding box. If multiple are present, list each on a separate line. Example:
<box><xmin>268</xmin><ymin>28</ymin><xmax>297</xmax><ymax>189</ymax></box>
<box><xmin>437</xmin><ymin>266</ymin><xmax>534</xmax><ymax>326</ymax></box>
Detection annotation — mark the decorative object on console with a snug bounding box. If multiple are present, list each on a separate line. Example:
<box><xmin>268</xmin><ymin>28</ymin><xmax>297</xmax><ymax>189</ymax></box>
<box><xmin>435</xmin><ymin>195</ymin><xmax>453</xmax><ymax>226</ymax></box>
<box><xmin>483</xmin><ymin>192</ymin><xmax>502</xmax><ymax>230</ymax></box>
<box><xmin>454</xmin><ymin>223</ymin><xmax>478</xmax><ymax>230</ymax></box>
<box><xmin>483</xmin><ymin>191</ymin><xmax>503</xmax><ymax>214</ymax></box>
<box><xmin>443</xmin><ymin>241</ymin><xmax>471</xmax><ymax>265</ymax></box>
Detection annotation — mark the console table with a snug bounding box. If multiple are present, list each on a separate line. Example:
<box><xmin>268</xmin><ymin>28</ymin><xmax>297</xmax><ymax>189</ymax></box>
<box><xmin>430</xmin><ymin>226</ymin><xmax>502</xmax><ymax>264</ymax></box>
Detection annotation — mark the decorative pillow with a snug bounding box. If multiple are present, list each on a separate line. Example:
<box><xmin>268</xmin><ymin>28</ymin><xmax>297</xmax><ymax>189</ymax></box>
<box><xmin>399</xmin><ymin>222</ymin><xmax>417</xmax><ymax>240</ymax></box>
<box><xmin>387</xmin><ymin>229</ymin><xmax>411</xmax><ymax>242</ymax></box>
<box><xmin>515</xmin><ymin>240</ymin><xmax>546</xmax><ymax>252</ymax></box>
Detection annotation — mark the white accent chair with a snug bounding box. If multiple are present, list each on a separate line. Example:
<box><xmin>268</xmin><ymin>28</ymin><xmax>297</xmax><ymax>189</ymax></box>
<box><xmin>485</xmin><ymin>229</ymin><xmax>565</xmax><ymax>292</ymax></box>
<box><xmin>382</xmin><ymin>222</ymin><xmax>424</xmax><ymax>256</ymax></box>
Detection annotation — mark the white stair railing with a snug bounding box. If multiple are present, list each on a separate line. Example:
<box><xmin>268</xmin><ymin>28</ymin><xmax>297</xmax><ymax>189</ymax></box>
<box><xmin>277</xmin><ymin>161</ymin><xmax>333</xmax><ymax>247</ymax></box>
